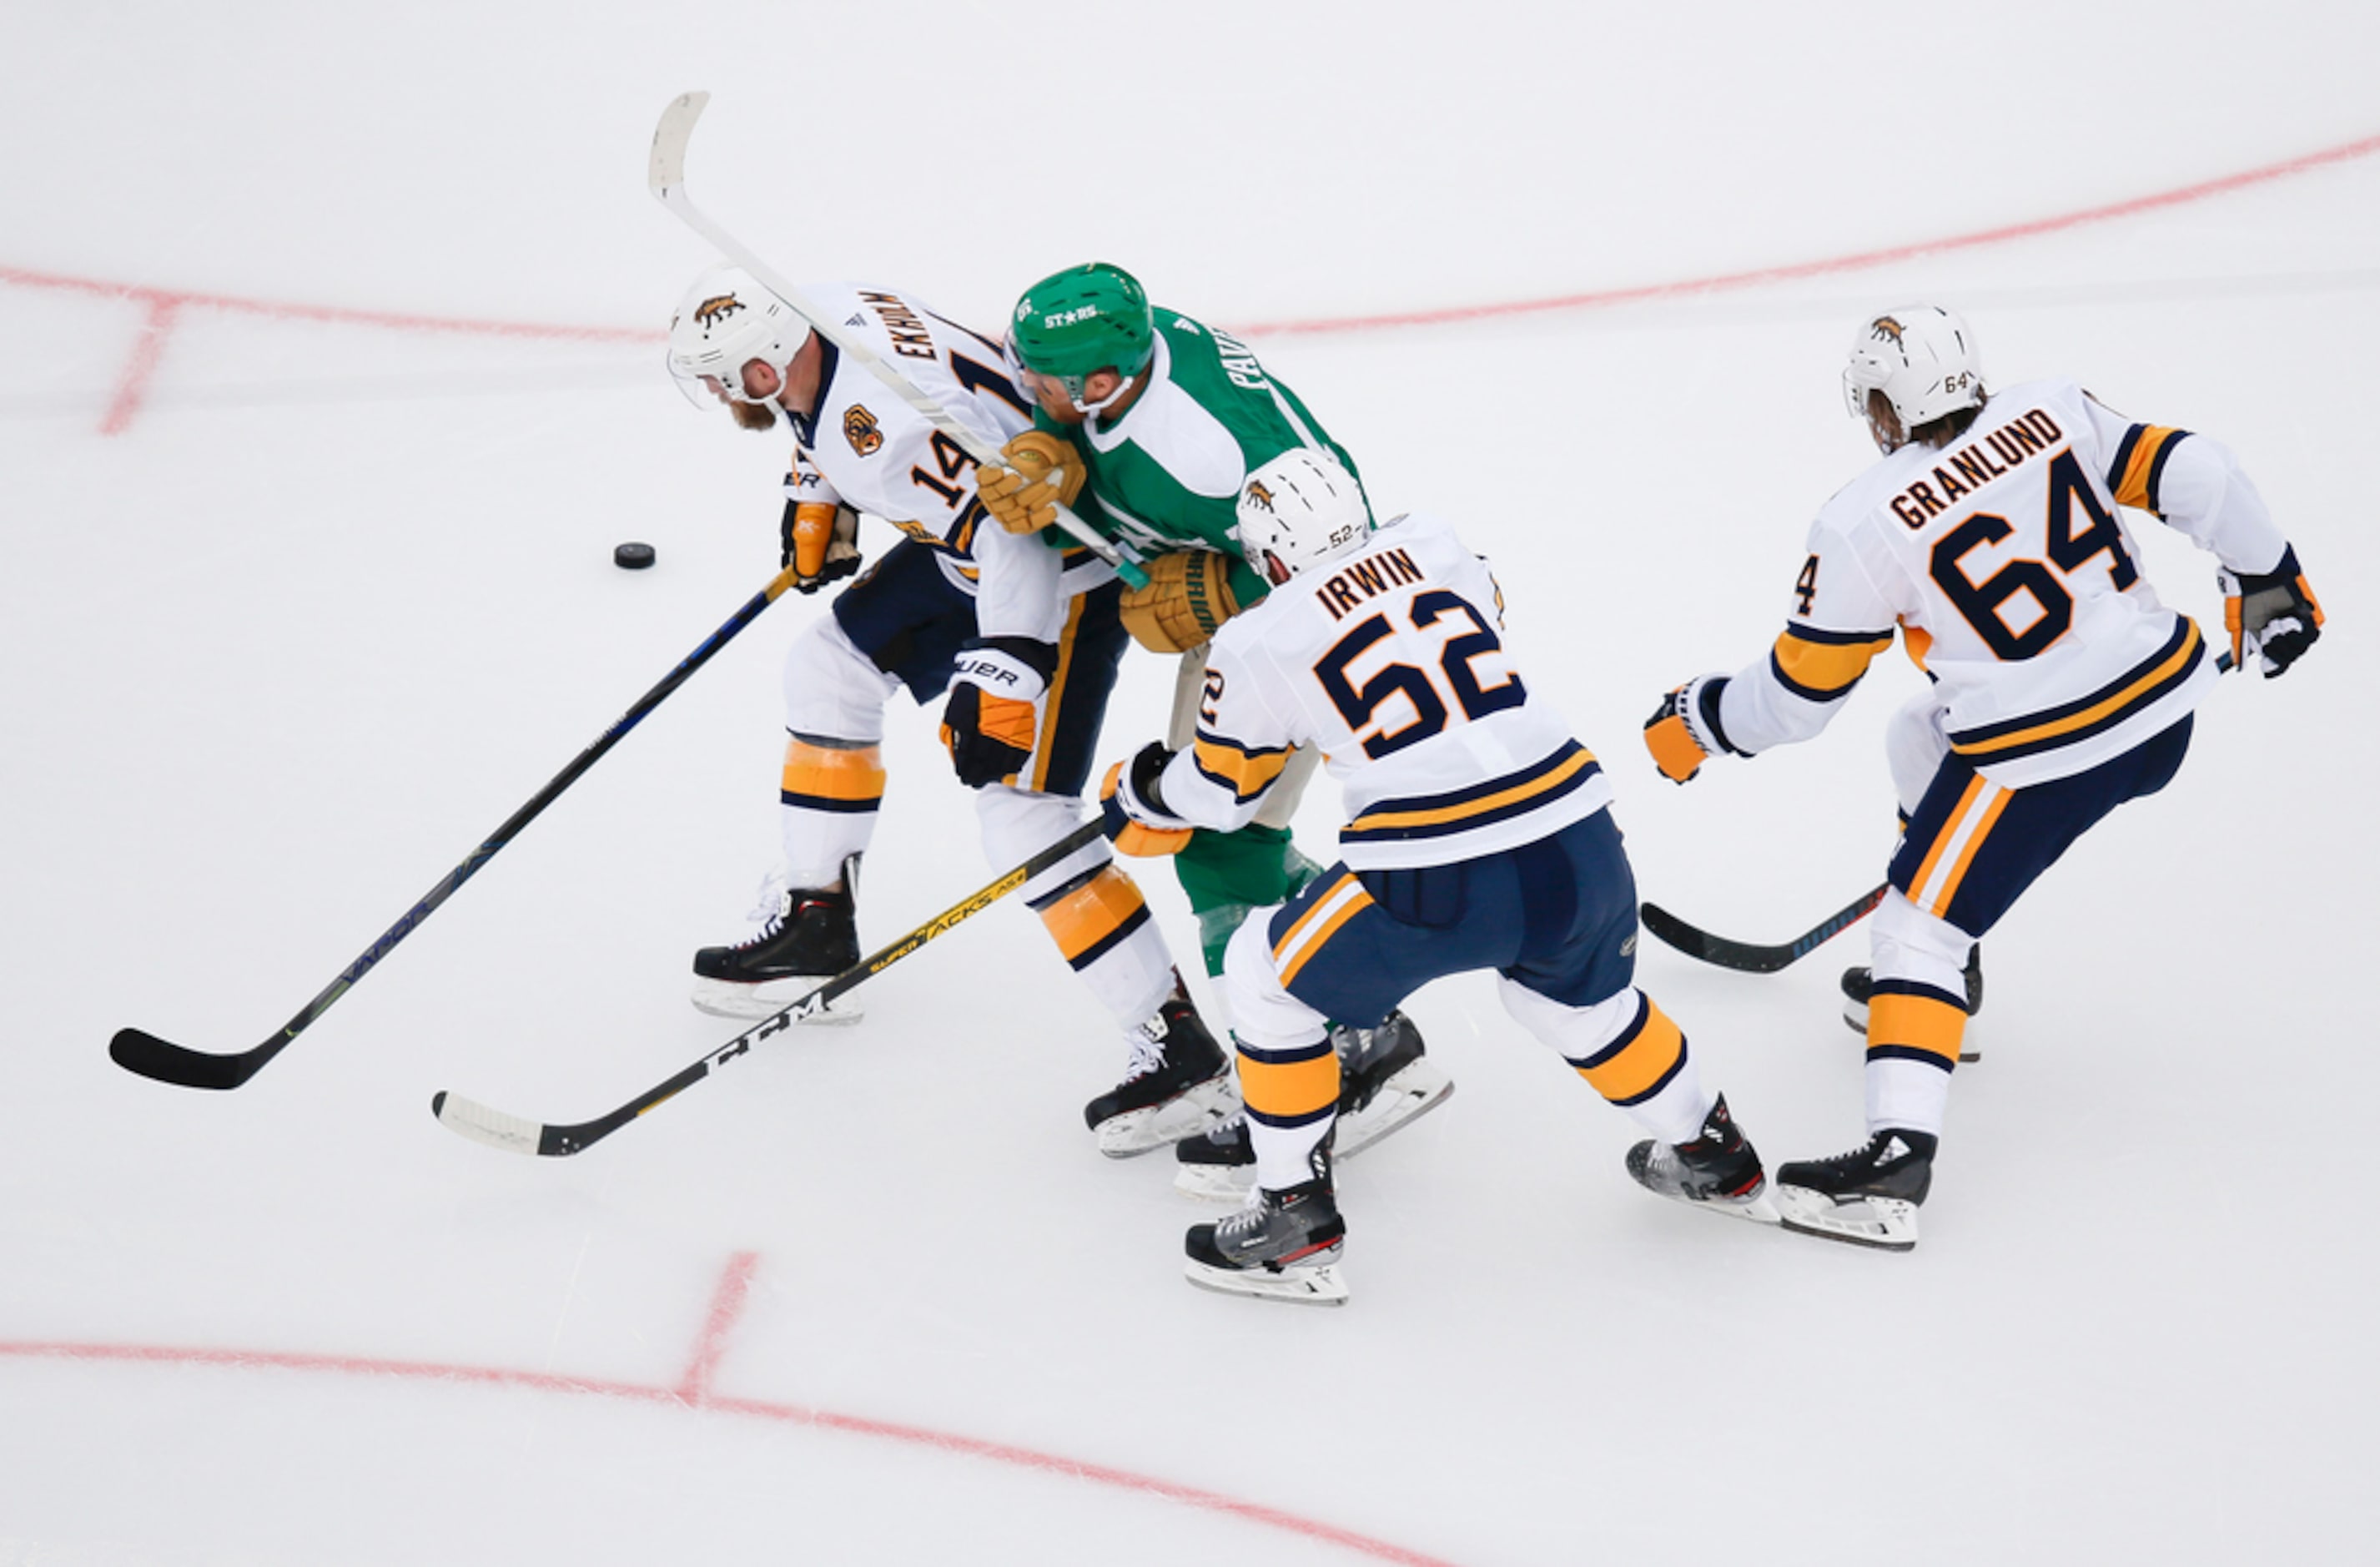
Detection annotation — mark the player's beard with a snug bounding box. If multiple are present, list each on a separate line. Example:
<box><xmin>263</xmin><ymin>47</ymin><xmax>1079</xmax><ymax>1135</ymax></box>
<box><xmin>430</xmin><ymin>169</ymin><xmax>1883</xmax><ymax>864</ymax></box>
<box><xmin>729</xmin><ymin>398</ymin><xmax>778</xmax><ymax>433</ymax></box>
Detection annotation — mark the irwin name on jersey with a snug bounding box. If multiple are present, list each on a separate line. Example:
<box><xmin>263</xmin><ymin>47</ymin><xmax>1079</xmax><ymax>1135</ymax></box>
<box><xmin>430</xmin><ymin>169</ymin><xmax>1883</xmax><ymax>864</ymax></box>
<box><xmin>1313</xmin><ymin>546</ymin><xmax>1426</xmax><ymax>621</ymax></box>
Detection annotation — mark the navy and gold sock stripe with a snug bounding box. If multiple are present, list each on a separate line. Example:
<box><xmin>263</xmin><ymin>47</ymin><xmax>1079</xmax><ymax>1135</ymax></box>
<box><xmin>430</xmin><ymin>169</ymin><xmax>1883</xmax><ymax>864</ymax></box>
<box><xmin>1567</xmin><ymin>991</ymin><xmax>1688</xmax><ymax>1107</ymax></box>
<box><xmin>1342</xmin><ymin>741</ymin><xmax>1600</xmax><ymax>848</ymax></box>
<box><xmin>1948</xmin><ymin>617</ymin><xmax>2202</xmax><ymax>766</ymax></box>
<box><xmin>1236</xmin><ymin>1035</ymin><xmax>1341</xmax><ymax>1129</ymax></box>
<box><xmin>782</xmin><ymin>738</ymin><xmax>887</xmax><ymax>814</ymax></box>
<box><xmin>1029</xmin><ymin>865</ymin><xmax>1153</xmax><ymax>973</ymax></box>
<box><xmin>1864</xmin><ymin>980</ymin><xmax>1967</xmax><ymax>1072</ymax></box>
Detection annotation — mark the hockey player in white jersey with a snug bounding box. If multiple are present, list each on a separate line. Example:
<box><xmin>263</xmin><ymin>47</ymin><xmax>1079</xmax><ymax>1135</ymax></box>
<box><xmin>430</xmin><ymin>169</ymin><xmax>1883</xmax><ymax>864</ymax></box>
<box><xmin>1101</xmin><ymin>450</ymin><xmax>1776</xmax><ymax>1304</ymax></box>
<box><xmin>1645</xmin><ymin>305</ymin><xmax>2325</xmax><ymax>1251</ymax></box>
<box><xmin>666</xmin><ymin>267</ymin><xmax>1230</xmax><ymax>1154</ymax></box>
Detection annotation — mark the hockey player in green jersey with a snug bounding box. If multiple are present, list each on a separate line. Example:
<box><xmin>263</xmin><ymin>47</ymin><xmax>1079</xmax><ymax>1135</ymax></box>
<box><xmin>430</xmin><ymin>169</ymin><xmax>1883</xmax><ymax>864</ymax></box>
<box><xmin>979</xmin><ymin>263</ymin><xmax>1449</xmax><ymax>1187</ymax></box>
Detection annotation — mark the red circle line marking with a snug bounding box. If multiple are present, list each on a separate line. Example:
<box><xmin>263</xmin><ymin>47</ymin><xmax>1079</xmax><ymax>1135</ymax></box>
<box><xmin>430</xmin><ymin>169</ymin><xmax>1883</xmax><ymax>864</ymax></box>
<box><xmin>7</xmin><ymin>125</ymin><xmax>2374</xmax><ymax>436</ymax></box>
<box><xmin>0</xmin><ymin>1251</ymin><xmax>1459</xmax><ymax>1567</ymax></box>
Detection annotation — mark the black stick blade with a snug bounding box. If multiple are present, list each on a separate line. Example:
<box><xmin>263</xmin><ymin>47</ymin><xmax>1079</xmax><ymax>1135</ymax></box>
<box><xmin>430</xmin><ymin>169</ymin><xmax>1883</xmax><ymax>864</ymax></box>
<box><xmin>109</xmin><ymin>1028</ymin><xmax>281</xmax><ymax>1091</ymax></box>
<box><xmin>1639</xmin><ymin>885</ymin><xmax>1888</xmax><ymax>975</ymax></box>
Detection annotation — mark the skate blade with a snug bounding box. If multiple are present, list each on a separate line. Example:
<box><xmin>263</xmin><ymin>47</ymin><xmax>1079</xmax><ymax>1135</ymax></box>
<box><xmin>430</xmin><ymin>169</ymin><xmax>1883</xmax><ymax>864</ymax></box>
<box><xmin>689</xmin><ymin>980</ymin><xmax>863</xmax><ymax>1025</ymax></box>
<box><xmin>1184</xmin><ymin>1256</ymin><xmax>1348</xmax><ymax>1307</ymax></box>
<box><xmin>1173</xmin><ymin>1161</ymin><xmax>1254</xmax><ymax>1203</ymax></box>
<box><xmin>1336</xmin><ymin>1061</ymin><xmax>1455</xmax><ymax>1159</ymax></box>
<box><xmin>1096</xmin><ymin>1076</ymin><xmax>1240</xmax><ymax>1159</ymax></box>
<box><xmin>1775</xmin><ymin>1185</ymin><xmax>1919</xmax><ymax>1251</ymax></box>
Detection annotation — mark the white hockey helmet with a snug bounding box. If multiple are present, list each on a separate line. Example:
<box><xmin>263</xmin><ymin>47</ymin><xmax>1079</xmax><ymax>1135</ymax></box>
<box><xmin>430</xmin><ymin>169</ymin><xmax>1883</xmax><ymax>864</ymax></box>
<box><xmin>1842</xmin><ymin>305</ymin><xmax>1984</xmax><ymax>444</ymax></box>
<box><xmin>666</xmin><ymin>265</ymin><xmax>808</xmax><ymax>407</ymax></box>
<box><xmin>1234</xmin><ymin>449</ymin><xmax>1371</xmax><ymax>581</ymax></box>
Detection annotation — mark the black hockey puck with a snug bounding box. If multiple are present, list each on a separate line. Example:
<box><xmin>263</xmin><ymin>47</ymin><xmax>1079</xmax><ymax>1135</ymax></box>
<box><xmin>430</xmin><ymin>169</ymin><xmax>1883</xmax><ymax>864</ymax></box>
<box><xmin>613</xmin><ymin>542</ymin><xmax>656</xmax><ymax>570</ymax></box>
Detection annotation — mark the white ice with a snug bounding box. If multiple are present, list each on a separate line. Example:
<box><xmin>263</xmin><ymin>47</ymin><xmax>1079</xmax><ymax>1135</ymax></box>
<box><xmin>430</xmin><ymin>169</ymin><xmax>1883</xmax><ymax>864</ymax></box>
<box><xmin>4</xmin><ymin>3</ymin><xmax>2376</xmax><ymax>1563</ymax></box>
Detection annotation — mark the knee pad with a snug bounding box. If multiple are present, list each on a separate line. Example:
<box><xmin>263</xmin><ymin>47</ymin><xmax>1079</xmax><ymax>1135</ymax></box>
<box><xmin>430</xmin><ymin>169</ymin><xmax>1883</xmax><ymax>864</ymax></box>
<box><xmin>1222</xmin><ymin>912</ymin><xmax>1327</xmax><ymax>1053</ymax></box>
<box><xmin>1869</xmin><ymin>889</ymin><xmax>1971</xmax><ymax>996</ymax></box>
<box><xmin>782</xmin><ymin>617</ymin><xmax>900</xmax><ymax>741</ymax></box>
<box><xmin>977</xmin><ymin>784</ymin><xmax>1110</xmax><ymax>899</ymax></box>
<box><xmin>1499</xmin><ymin>977</ymin><xmax>1643</xmax><ymax>1065</ymax></box>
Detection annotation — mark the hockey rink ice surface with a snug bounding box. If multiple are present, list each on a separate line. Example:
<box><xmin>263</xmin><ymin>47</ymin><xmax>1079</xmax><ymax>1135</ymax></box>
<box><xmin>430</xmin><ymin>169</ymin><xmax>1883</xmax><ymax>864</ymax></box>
<box><xmin>4</xmin><ymin>5</ymin><xmax>2375</xmax><ymax>1563</ymax></box>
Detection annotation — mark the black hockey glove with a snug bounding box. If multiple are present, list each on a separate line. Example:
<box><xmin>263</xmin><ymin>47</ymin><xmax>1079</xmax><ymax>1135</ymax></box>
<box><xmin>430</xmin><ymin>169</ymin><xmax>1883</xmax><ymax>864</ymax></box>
<box><xmin>2221</xmin><ymin>545</ymin><xmax>2324</xmax><ymax>677</ymax></box>
<box><xmin>939</xmin><ymin>638</ymin><xmax>1054</xmax><ymax>789</ymax></box>
<box><xmin>1099</xmin><ymin>742</ymin><xmax>1194</xmax><ymax>857</ymax></box>
<box><xmin>1643</xmin><ymin>674</ymin><xmax>1735</xmax><ymax>784</ymax></box>
<box><xmin>782</xmin><ymin>499</ymin><xmax>862</xmax><ymax>594</ymax></box>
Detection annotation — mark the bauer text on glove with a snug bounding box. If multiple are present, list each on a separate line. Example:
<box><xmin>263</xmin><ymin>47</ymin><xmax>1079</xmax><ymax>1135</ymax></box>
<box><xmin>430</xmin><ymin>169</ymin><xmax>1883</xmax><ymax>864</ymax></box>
<box><xmin>940</xmin><ymin>637</ymin><xmax>1052</xmax><ymax>789</ymax></box>
<box><xmin>1643</xmin><ymin>674</ymin><xmax>1738</xmax><ymax>784</ymax></box>
<box><xmin>1099</xmin><ymin>743</ymin><xmax>1195</xmax><ymax>856</ymax></box>
<box><xmin>2221</xmin><ymin>545</ymin><xmax>2324</xmax><ymax>677</ymax></box>
<box><xmin>977</xmin><ymin>431</ymin><xmax>1085</xmax><ymax>535</ymax></box>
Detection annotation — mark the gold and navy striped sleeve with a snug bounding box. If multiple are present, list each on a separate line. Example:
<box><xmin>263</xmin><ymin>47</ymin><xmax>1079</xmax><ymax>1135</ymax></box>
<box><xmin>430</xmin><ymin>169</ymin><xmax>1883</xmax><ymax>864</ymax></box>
<box><xmin>1769</xmin><ymin>622</ymin><xmax>1896</xmax><ymax>703</ymax></box>
<box><xmin>1190</xmin><ymin>728</ymin><xmax>1293</xmax><ymax>805</ymax></box>
<box><xmin>2106</xmin><ymin>423</ymin><xmax>2192</xmax><ymax>516</ymax></box>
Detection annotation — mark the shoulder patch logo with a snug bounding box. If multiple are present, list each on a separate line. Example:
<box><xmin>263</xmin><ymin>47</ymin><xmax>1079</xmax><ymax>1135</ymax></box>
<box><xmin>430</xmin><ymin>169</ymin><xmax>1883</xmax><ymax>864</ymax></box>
<box><xmin>693</xmin><ymin>295</ymin><xmax>745</xmax><ymax>331</ymax></box>
<box><xmin>1870</xmin><ymin>316</ymin><xmax>1905</xmax><ymax>345</ymax></box>
<box><xmin>843</xmin><ymin>405</ymin><xmax>883</xmax><ymax>457</ymax></box>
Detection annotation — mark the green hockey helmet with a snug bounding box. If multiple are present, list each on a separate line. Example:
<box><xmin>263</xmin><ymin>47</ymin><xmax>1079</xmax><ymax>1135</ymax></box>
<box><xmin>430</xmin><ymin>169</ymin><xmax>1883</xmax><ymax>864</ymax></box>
<box><xmin>1004</xmin><ymin>263</ymin><xmax>1156</xmax><ymax>412</ymax></box>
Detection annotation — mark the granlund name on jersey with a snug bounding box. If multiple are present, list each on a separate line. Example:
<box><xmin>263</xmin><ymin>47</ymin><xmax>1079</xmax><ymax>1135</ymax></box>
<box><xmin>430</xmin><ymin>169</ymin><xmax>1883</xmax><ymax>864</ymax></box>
<box><xmin>785</xmin><ymin>284</ymin><xmax>1094</xmax><ymax>643</ymax></box>
<box><xmin>1158</xmin><ymin>511</ymin><xmax>1612</xmax><ymax>870</ymax></box>
<box><xmin>1718</xmin><ymin>378</ymin><xmax>2291</xmax><ymax>789</ymax></box>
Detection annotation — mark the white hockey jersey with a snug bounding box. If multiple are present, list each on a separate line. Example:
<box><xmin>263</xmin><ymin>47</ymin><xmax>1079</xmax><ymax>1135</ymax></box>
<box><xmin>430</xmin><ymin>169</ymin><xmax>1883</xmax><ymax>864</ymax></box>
<box><xmin>1157</xmin><ymin>511</ymin><xmax>1611</xmax><ymax>869</ymax></box>
<box><xmin>1718</xmin><ymin>379</ymin><xmax>2292</xmax><ymax>788</ymax></box>
<box><xmin>782</xmin><ymin>283</ymin><xmax>1104</xmax><ymax>643</ymax></box>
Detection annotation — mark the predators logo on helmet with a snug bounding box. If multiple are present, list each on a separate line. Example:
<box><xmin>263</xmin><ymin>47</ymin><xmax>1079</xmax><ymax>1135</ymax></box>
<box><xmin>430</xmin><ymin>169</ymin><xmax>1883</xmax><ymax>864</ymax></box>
<box><xmin>843</xmin><ymin>406</ymin><xmax>883</xmax><ymax>457</ymax></box>
<box><xmin>1243</xmin><ymin>480</ymin><xmax>1275</xmax><ymax>512</ymax></box>
<box><xmin>1869</xmin><ymin>316</ymin><xmax>1905</xmax><ymax>345</ymax></box>
<box><xmin>693</xmin><ymin>295</ymin><xmax>745</xmax><ymax>331</ymax></box>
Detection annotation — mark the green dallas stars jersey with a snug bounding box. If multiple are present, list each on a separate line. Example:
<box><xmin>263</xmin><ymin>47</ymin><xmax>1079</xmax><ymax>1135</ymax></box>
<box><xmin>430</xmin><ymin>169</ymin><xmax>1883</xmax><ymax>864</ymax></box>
<box><xmin>1035</xmin><ymin>311</ymin><xmax>1367</xmax><ymax>605</ymax></box>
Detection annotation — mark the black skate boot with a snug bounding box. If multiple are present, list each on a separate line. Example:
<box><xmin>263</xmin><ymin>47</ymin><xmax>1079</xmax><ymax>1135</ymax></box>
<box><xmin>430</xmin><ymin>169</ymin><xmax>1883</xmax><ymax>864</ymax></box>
<box><xmin>1842</xmin><ymin>949</ymin><xmax>1984</xmax><ymax>1060</ymax></box>
<box><xmin>1774</xmin><ymin>1128</ymin><xmax>1938</xmax><ymax>1252</ymax></box>
<box><xmin>690</xmin><ymin>858</ymin><xmax>863</xmax><ymax>1022</ymax></box>
<box><xmin>1085</xmin><ymin>982</ymin><xmax>1236</xmax><ymax>1158</ymax></box>
<box><xmin>1172</xmin><ymin>1010</ymin><xmax>1452</xmax><ymax>1200</ymax></box>
<box><xmin>1624</xmin><ymin>1095</ymin><xmax>1777</xmax><ymax>1224</ymax></box>
<box><xmin>1184</xmin><ymin>1142</ymin><xmax>1347</xmax><ymax>1306</ymax></box>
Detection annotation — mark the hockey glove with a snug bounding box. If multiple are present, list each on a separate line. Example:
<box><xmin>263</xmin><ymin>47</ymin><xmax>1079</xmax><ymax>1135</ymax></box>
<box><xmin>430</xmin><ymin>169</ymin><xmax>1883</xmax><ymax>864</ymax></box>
<box><xmin>1099</xmin><ymin>743</ymin><xmax>1195</xmax><ymax>857</ymax></box>
<box><xmin>1119</xmin><ymin>550</ymin><xmax>1245</xmax><ymax>654</ymax></box>
<box><xmin>977</xmin><ymin>431</ymin><xmax>1085</xmax><ymax>535</ymax></box>
<box><xmin>1643</xmin><ymin>674</ymin><xmax>1738</xmax><ymax>784</ymax></box>
<box><xmin>939</xmin><ymin>637</ymin><xmax>1054</xmax><ymax>789</ymax></box>
<box><xmin>2221</xmin><ymin>545</ymin><xmax>2324</xmax><ymax>677</ymax></box>
<box><xmin>782</xmin><ymin>500</ymin><xmax>863</xmax><ymax>594</ymax></box>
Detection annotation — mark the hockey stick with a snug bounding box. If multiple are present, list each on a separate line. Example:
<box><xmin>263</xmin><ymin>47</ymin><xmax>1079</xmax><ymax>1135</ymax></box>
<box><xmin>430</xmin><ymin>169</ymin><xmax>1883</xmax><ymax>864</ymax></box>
<box><xmin>1640</xmin><ymin>884</ymin><xmax>1888</xmax><ymax>975</ymax></box>
<box><xmin>432</xmin><ymin>819</ymin><xmax>1107</xmax><ymax>1156</ymax></box>
<box><xmin>108</xmin><ymin>565</ymin><xmax>811</xmax><ymax>1091</ymax></box>
<box><xmin>648</xmin><ymin>90</ymin><xmax>1150</xmax><ymax>589</ymax></box>
<box><xmin>1647</xmin><ymin>652</ymin><xmax>2239</xmax><ymax>976</ymax></box>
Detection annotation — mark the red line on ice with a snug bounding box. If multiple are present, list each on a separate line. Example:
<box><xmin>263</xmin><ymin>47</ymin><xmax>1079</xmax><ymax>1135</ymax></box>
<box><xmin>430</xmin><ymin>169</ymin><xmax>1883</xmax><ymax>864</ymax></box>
<box><xmin>6</xmin><ymin>126</ymin><xmax>2374</xmax><ymax>435</ymax></box>
<box><xmin>0</xmin><ymin>1252</ymin><xmax>1459</xmax><ymax>1567</ymax></box>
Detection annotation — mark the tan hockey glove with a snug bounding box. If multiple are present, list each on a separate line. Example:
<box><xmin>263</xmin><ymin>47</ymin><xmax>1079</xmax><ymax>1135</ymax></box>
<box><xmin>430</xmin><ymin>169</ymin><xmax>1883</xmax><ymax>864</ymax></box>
<box><xmin>978</xmin><ymin>431</ymin><xmax>1085</xmax><ymax>535</ymax></box>
<box><xmin>782</xmin><ymin>501</ymin><xmax>862</xmax><ymax>594</ymax></box>
<box><xmin>1118</xmin><ymin>550</ymin><xmax>1243</xmax><ymax>655</ymax></box>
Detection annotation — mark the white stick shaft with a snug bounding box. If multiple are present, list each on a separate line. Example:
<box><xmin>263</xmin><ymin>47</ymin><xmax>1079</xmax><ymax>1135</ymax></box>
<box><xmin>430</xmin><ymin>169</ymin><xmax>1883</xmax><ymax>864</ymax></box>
<box><xmin>649</xmin><ymin>92</ymin><xmax>1145</xmax><ymax>585</ymax></box>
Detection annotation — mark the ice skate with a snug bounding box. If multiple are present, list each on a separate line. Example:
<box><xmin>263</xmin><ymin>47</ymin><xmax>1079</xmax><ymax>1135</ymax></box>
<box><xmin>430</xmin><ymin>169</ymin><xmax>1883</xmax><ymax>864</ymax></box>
<box><xmin>1183</xmin><ymin>1146</ymin><xmax>1347</xmax><ymax>1307</ymax></box>
<box><xmin>1173</xmin><ymin>1010</ymin><xmax>1451</xmax><ymax>1200</ymax></box>
<box><xmin>1086</xmin><ymin>987</ymin><xmax>1237</xmax><ymax>1157</ymax></box>
<box><xmin>1624</xmin><ymin>1094</ymin><xmax>1779</xmax><ymax>1224</ymax></box>
<box><xmin>690</xmin><ymin>860</ymin><xmax>863</xmax><ymax>1022</ymax></box>
<box><xmin>1774</xmin><ymin>1128</ymin><xmax>1936</xmax><ymax>1251</ymax></box>
<box><xmin>1842</xmin><ymin>949</ymin><xmax>1984</xmax><ymax>1060</ymax></box>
